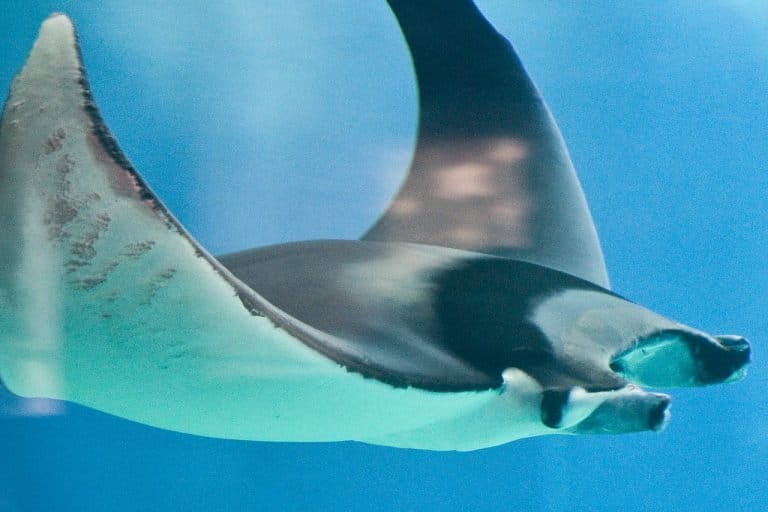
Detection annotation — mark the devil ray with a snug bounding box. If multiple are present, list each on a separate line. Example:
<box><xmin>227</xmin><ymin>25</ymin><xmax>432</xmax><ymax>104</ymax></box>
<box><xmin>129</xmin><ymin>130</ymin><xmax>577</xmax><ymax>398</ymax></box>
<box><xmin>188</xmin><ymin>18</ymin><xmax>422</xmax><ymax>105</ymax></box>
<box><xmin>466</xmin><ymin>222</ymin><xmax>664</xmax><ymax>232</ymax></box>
<box><xmin>0</xmin><ymin>1</ymin><xmax>749</xmax><ymax>451</ymax></box>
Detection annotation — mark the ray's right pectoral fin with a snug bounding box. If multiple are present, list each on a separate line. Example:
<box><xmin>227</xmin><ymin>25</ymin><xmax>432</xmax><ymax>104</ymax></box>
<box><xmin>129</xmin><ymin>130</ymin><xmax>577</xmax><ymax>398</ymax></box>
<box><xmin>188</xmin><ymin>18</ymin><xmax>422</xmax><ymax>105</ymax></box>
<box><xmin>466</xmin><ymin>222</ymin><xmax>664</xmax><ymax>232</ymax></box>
<box><xmin>365</xmin><ymin>0</ymin><xmax>609</xmax><ymax>287</ymax></box>
<box><xmin>0</xmin><ymin>15</ymin><xmax>327</xmax><ymax>408</ymax></box>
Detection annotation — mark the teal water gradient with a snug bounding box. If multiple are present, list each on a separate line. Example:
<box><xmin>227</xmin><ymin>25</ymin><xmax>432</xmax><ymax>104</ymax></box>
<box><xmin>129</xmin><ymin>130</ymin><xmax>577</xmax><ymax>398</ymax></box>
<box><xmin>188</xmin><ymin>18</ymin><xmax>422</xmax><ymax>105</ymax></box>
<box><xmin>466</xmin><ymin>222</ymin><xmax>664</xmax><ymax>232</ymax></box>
<box><xmin>1</xmin><ymin>2</ymin><xmax>766</xmax><ymax>511</ymax></box>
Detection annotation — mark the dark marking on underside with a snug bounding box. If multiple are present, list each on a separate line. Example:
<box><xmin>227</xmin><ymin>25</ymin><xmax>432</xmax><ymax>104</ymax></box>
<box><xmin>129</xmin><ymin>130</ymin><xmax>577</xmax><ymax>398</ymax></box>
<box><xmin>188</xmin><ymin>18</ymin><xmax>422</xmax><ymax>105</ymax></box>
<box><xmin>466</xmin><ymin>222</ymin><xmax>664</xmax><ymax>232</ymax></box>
<box><xmin>123</xmin><ymin>240</ymin><xmax>155</xmax><ymax>258</ymax></box>
<box><xmin>65</xmin><ymin>210</ymin><xmax>110</xmax><ymax>274</ymax></box>
<box><xmin>43</xmin><ymin>127</ymin><xmax>66</xmax><ymax>153</ymax></box>
<box><xmin>74</xmin><ymin>259</ymin><xmax>118</xmax><ymax>290</ymax></box>
<box><xmin>143</xmin><ymin>267</ymin><xmax>177</xmax><ymax>303</ymax></box>
<box><xmin>43</xmin><ymin>154</ymin><xmax>77</xmax><ymax>240</ymax></box>
<box><xmin>540</xmin><ymin>389</ymin><xmax>570</xmax><ymax>428</ymax></box>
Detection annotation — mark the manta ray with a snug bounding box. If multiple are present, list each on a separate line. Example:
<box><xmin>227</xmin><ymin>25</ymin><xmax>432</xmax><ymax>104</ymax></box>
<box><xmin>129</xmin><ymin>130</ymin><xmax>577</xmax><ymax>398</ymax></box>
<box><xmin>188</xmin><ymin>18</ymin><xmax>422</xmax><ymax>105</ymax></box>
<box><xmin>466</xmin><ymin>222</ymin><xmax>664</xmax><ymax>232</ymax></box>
<box><xmin>0</xmin><ymin>0</ymin><xmax>750</xmax><ymax>451</ymax></box>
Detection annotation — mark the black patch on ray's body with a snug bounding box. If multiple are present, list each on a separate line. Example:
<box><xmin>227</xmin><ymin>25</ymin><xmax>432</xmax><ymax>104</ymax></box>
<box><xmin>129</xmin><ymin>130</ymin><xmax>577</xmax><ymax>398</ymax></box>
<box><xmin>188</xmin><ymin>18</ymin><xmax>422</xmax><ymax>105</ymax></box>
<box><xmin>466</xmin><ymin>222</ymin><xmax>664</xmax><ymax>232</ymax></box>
<box><xmin>430</xmin><ymin>257</ymin><xmax>624</xmax><ymax>392</ymax></box>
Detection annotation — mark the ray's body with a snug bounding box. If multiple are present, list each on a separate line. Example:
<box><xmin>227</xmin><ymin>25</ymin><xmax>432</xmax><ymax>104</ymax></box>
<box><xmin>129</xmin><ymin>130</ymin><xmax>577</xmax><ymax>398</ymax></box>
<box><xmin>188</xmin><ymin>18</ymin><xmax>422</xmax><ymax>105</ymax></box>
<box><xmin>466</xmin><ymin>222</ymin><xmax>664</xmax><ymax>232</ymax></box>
<box><xmin>0</xmin><ymin>1</ymin><xmax>749</xmax><ymax>450</ymax></box>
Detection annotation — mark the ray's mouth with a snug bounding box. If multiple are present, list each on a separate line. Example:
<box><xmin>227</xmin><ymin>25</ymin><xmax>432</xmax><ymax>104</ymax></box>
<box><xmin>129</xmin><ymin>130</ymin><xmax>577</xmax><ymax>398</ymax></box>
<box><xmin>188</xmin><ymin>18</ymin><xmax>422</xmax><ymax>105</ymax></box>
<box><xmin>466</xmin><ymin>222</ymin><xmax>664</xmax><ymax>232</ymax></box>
<box><xmin>609</xmin><ymin>330</ymin><xmax>751</xmax><ymax>388</ymax></box>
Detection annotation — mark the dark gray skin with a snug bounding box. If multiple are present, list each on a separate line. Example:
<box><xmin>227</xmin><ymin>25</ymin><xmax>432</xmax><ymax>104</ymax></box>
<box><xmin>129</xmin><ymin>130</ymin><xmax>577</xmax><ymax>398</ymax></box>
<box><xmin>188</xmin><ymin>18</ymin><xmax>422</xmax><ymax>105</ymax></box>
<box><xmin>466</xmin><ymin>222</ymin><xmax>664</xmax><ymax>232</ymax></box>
<box><xmin>363</xmin><ymin>0</ymin><xmax>609</xmax><ymax>287</ymax></box>
<box><xmin>219</xmin><ymin>240</ymin><xmax>750</xmax><ymax>407</ymax></box>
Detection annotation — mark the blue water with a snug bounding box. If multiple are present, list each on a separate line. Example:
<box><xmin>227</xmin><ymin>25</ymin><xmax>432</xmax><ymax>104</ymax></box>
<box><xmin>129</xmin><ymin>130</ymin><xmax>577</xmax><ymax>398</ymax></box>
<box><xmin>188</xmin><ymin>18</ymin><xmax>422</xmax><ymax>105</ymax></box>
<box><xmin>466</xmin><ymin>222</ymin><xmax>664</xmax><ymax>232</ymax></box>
<box><xmin>1</xmin><ymin>1</ymin><xmax>766</xmax><ymax>511</ymax></box>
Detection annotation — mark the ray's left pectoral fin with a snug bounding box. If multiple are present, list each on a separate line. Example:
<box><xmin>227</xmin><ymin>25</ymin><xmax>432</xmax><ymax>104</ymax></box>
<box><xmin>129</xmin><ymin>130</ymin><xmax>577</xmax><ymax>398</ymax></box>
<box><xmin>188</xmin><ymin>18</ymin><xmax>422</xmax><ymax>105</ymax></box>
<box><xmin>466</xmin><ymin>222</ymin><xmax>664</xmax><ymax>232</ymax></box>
<box><xmin>0</xmin><ymin>15</ymin><xmax>325</xmax><ymax>410</ymax></box>
<box><xmin>0</xmin><ymin>14</ymin><xmax>247</xmax><ymax>318</ymax></box>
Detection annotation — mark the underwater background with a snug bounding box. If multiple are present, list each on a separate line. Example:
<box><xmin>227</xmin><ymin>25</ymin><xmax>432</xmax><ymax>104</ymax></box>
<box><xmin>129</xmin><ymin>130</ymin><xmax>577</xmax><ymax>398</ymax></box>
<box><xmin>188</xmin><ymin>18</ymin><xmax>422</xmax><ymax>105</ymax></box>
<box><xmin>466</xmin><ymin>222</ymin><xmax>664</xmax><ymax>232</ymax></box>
<box><xmin>1</xmin><ymin>1</ymin><xmax>766</xmax><ymax>510</ymax></box>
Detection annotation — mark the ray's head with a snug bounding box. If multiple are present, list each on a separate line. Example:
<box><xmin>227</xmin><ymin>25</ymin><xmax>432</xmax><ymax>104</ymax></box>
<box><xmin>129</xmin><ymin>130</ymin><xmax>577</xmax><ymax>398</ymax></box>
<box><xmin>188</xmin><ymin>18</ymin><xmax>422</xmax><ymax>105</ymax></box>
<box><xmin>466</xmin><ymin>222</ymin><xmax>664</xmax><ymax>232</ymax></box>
<box><xmin>522</xmin><ymin>271</ymin><xmax>751</xmax><ymax>437</ymax></box>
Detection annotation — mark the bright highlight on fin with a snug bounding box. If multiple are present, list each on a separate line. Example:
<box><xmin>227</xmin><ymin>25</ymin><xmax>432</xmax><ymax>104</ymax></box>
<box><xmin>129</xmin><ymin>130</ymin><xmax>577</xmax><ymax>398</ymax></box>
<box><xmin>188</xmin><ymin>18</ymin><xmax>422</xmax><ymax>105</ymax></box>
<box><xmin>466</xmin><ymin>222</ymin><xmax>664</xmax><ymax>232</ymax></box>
<box><xmin>0</xmin><ymin>2</ymin><xmax>749</xmax><ymax>451</ymax></box>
